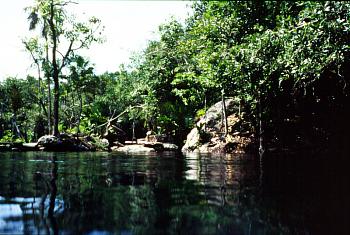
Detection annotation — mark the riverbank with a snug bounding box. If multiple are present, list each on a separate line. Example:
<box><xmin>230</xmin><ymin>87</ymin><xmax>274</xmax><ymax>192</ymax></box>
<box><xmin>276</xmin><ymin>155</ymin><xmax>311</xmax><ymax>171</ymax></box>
<box><xmin>0</xmin><ymin>134</ymin><xmax>179</xmax><ymax>154</ymax></box>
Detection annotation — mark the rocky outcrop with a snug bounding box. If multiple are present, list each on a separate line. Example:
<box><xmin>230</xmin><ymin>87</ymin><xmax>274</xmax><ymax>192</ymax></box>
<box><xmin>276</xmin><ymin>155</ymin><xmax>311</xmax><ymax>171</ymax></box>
<box><xmin>182</xmin><ymin>99</ymin><xmax>253</xmax><ymax>154</ymax></box>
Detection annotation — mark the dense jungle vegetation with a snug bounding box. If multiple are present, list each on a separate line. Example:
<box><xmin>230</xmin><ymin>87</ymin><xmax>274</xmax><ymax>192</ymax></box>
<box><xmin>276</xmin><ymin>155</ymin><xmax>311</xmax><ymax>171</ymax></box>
<box><xmin>1</xmin><ymin>1</ymin><xmax>349</xmax><ymax>151</ymax></box>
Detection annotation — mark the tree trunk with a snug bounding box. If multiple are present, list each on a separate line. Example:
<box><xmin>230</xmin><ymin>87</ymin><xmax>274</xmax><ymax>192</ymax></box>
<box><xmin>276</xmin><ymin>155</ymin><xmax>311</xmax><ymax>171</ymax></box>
<box><xmin>47</xmin><ymin>76</ymin><xmax>52</xmax><ymax>134</ymax></box>
<box><xmin>204</xmin><ymin>92</ymin><xmax>207</xmax><ymax>131</ymax></box>
<box><xmin>44</xmin><ymin>25</ymin><xmax>52</xmax><ymax>135</ymax></box>
<box><xmin>221</xmin><ymin>89</ymin><xmax>228</xmax><ymax>137</ymax></box>
<box><xmin>132</xmin><ymin>119</ymin><xmax>136</xmax><ymax>143</ymax></box>
<box><xmin>77</xmin><ymin>93</ymin><xmax>83</xmax><ymax>134</ymax></box>
<box><xmin>258</xmin><ymin>92</ymin><xmax>265</xmax><ymax>157</ymax></box>
<box><xmin>11</xmin><ymin>115</ymin><xmax>22</xmax><ymax>139</ymax></box>
<box><xmin>49</xmin><ymin>0</ymin><xmax>60</xmax><ymax>136</ymax></box>
<box><xmin>52</xmin><ymin>75</ymin><xmax>59</xmax><ymax>136</ymax></box>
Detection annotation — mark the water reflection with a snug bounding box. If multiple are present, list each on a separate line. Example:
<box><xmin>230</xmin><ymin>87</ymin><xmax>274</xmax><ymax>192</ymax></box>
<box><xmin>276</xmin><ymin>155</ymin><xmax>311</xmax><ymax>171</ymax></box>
<box><xmin>0</xmin><ymin>151</ymin><xmax>348</xmax><ymax>234</ymax></box>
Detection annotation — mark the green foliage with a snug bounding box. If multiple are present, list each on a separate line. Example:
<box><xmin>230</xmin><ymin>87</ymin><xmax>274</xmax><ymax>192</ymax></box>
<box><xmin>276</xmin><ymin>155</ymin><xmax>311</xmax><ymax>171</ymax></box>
<box><xmin>195</xmin><ymin>108</ymin><xmax>206</xmax><ymax>120</ymax></box>
<box><xmin>0</xmin><ymin>130</ymin><xmax>25</xmax><ymax>143</ymax></box>
<box><xmin>0</xmin><ymin>131</ymin><xmax>15</xmax><ymax>143</ymax></box>
<box><xmin>2</xmin><ymin>1</ymin><xmax>349</xmax><ymax>146</ymax></box>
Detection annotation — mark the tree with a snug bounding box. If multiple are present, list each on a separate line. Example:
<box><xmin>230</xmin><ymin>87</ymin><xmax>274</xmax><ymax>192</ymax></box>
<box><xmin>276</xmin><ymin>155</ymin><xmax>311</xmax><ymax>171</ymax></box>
<box><xmin>26</xmin><ymin>0</ymin><xmax>104</xmax><ymax>136</ymax></box>
<box><xmin>65</xmin><ymin>55</ymin><xmax>95</xmax><ymax>133</ymax></box>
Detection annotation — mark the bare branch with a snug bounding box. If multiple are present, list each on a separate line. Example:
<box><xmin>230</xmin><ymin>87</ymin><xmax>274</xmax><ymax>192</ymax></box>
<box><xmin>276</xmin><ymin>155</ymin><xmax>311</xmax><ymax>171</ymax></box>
<box><xmin>56</xmin><ymin>49</ymin><xmax>65</xmax><ymax>59</ymax></box>
<box><xmin>53</xmin><ymin>1</ymin><xmax>78</xmax><ymax>7</ymax></box>
<box><xmin>95</xmin><ymin>105</ymin><xmax>144</xmax><ymax>129</ymax></box>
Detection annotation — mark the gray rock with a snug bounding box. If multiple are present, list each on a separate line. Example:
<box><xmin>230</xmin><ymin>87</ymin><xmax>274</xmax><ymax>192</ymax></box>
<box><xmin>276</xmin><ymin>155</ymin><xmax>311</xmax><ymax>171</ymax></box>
<box><xmin>112</xmin><ymin>144</ymin><xmax>155</xmax><ymax>154</ymax></box>
<box><xmin>101</xmin><ymin>138</ymin><xmax>109</xmax><ymax>146</ymax></box>
<box><xmin>36</xmin><ymin>134</ymin><xmax>95</xmax><ymax>151</ymax></box>
<box><xmin>162</xmin><ymin>143</ymin><xmax>179</xmax><ymax>151</ymax></box>
<box><xmin>182</xmin><ymin>99</ymin><xmax>246</xmax><ymax>153</ymax></box>
<box><xmin>37</xmin><ymin>135</ymin><xmax>59</xmax><ymax>146</ymax></box>
<box><xmin>197</xmin><ymin>99</ymin><xmax>237</xmax><ymax>132</ymax></box>
<box><xmin>182</xmin><ymin>128</ymin><xmax>200</xmax><ymax>152</ymax></box>
<box><xmin>112</xmin><ymin>141</ymin><xmax>125</xmax><ymax>147</ymax></box>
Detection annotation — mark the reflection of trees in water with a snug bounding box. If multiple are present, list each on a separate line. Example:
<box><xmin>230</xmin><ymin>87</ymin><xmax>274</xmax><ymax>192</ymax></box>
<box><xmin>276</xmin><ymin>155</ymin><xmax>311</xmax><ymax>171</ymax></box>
<box><xmin>129</xmin><ymin>186</ymin><xmax>157</xmax><ymax>234</ymax></box>
<box><xmin>48</xmin><ymin>155</ymin><xmax>58</xmax><ymax>235</ymax></box>
<box><xmin>187</xmin><ymin>154</ymin><xmax>258</xmax><ymax>207</ymax></box>
<box><xmin>0</xmin><ymin>152</ymin><xmax>60</xmax><ymax>234</ymax></box>
<box><xmin>2</xmin><ymin>152</ymin><xmax>342</xmax><ymax>234</ymax></box>
<box><xmin>177</xmin><ymin>153</ymin><xmax>304</xmax><ymax>235</ymax></box>
<box><xmin>32</xmin><ymin>154</ymin><xmax>59</xmax><ymax>235</ymax></box>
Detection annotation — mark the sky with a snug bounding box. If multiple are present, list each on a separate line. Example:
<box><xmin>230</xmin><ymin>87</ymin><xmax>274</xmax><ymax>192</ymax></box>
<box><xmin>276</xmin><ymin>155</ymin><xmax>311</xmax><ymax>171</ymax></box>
<box><xmin>0</xmin><ymin>0</ymin><xmax>192</xmax><ymax>81</ymax></box>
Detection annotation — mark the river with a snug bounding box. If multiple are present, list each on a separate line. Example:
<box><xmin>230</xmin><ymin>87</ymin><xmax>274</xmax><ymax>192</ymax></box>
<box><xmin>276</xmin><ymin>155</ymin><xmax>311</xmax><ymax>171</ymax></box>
<box><xmin>0</xmin><ymin>151</ymin><xmax>349</xmax><ymax>234</ymax></box>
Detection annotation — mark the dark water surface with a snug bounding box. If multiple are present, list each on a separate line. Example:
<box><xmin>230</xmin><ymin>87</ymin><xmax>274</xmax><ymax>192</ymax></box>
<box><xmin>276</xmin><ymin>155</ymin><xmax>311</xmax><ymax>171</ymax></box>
<box><xmin>0</xmin><ymin>151</ymin><xmax>349</xmax><ymax>235</ymax></box>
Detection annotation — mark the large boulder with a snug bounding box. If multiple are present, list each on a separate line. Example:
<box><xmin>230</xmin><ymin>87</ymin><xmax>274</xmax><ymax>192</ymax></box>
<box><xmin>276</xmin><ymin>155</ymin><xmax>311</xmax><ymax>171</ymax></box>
<box><xmin>197</xmin><ymin>98</ymin><xmax>238</xmax><ymax>131</ymax></box>
<box><xmin>182</xmin><ymin>99</ymin><xmax>253</xmax><ymax>154</ymax></box>
<box><xmin>37</xmin><ymin>134</ymin><xmax>94</xmax><ymax>151</ymax></box>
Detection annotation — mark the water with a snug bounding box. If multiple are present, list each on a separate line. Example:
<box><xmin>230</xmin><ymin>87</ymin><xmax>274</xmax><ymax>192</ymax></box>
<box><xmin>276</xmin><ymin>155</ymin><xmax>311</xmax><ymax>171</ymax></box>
<box><xmin>0</xmin><ymin>151</ymin><xmax>349</xmax><ymax>235</ymax></box>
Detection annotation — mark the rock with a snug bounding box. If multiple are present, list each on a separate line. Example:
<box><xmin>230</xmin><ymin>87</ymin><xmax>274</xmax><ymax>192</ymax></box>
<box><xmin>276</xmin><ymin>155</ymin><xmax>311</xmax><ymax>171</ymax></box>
<box><xmin>137</xmin><ymin>138</ymin><xmax>147</xmax><ymax>144</ymax></box>
<box><xmin>197</xmin><ymin>99</ymin><xmax>237</xmax><ymax>132</ymax></box>
<box><xmin>145</xmin><ymin>134</ymin><xmax>170</xmax><ymax>143</ymax></box>
<box><xmin>23</xmin><ymin>143</ymin><xmax>38</xmax><ymax>148</ymax></box>
<box><xmin>182</xmin><ymin>99</ymin><xmax>253</xmax><ymax>154</ymax></box>
<box><xmin>101</xmin><ymin>138</ymin><xmax>109</xmax><ymax>146</ymax></box>
<box><xmin>182</xmin><ymin>128</ymin><xmax>200</xmax><ymax>152</ymax></box>
<box><xmin>111</xmin><ymin>141</ymin><xmax>178</xmax><ymax>153</ymax></box>
<box><xmin>80</xmin><ymin>136</ymin><xmax>97</xmax><ymax>151</ymax></box>
<box><xmin>183</xmin><ymin>99</ymin><xmax>238</xmax><ymax>152</ymax></box>
<box><xmin>145</xmin><ymin>134</ymin><xmax>157</xmax><ymax>143</ymax></box>
<box><xmin>22</xmin><ymin>143</ymin><xmax>38</xmax><ymax>151</ymax></box>
<box><xmin>144</xmin><ymin>142</ymin><xmax>164</xmax><ymax>151</ymax></box>
<box><xmin>198</xmin><ymin>143</ymin><xmax>210</xmax><ymax>153</ymax></box>
<box><xmin>112</xmin><ymin>141</ymin><xmax>124</xmax><ymax>147</ymax></box>
<box><xmin>111</xmin><ymin>144</ymin><xmax>155</xmax><ymax>154</ymax></box>
<box><xmin>36</xmin><ymin>134</ymin><xmax>96</xmax><ymax>151</ymax></box>
<box><xmin>37</xmin><ymin>135</ymin><xmax>59</xmax><ymax>146</ymax></box>
<box><xmin>162</xmin><ymin>143</ymin><xmax>178</xmax><ymax>151</ymax></box>
<box><xmin>110</xmin><ymin>146</ymin><xmax>120</xmax><ymax>152</ymax></box>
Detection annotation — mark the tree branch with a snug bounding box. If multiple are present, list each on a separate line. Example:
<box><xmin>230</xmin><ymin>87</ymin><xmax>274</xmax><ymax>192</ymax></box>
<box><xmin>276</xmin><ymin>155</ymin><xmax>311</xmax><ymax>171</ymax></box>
<box><xmin>95</xmin><ymin>105</ymin><xmax>144</xmax><ymax>129</ymax></box>
<box><xmin>53</xmin><ymin>1</ymin><xmax>78</xmax><ymax>7</ymax></box>
<box><xmin>59</xmin><ymin>40</ymin><xmax>74</xmax><ymax>71</ymax></box>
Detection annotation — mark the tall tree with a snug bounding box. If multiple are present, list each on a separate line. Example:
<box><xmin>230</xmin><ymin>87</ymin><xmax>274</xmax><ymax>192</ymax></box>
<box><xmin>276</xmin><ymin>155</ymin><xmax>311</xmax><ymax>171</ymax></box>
<box><xmin>26</xmin><ymin>0</ymin><xmax>104</xmax><ymax>136</ymax></box>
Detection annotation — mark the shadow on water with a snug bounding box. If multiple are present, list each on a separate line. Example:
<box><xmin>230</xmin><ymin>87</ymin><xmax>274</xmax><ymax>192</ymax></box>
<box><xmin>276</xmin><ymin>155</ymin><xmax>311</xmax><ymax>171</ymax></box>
<box><xmin>0</xmin><ymin>150</ymin><xmax>349</xmax><ymax>234</ymax></box>
<box><xmin>259</xmin><ymin>149</ymin><xmax>350</xmax><ymax>235</ymax></box>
